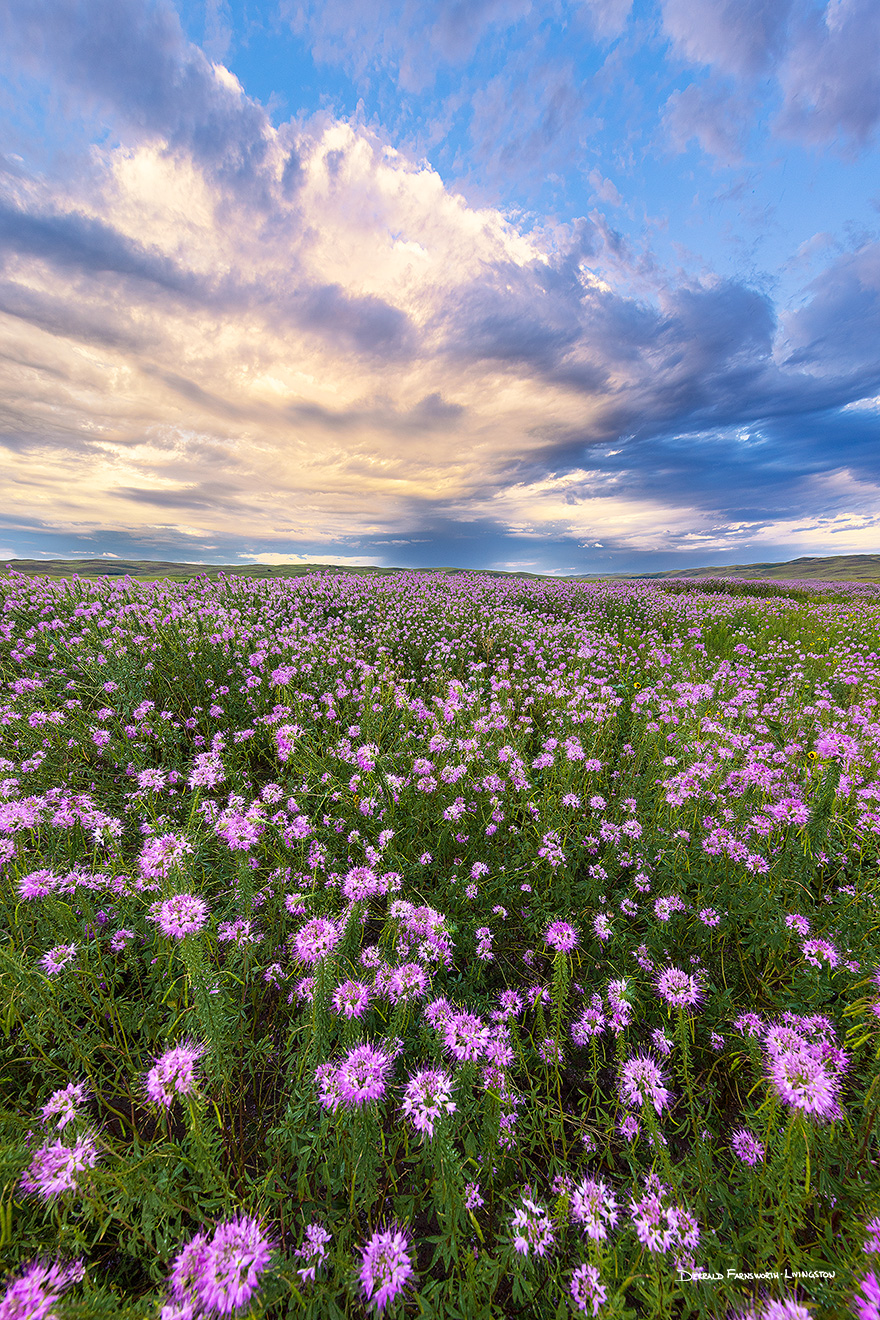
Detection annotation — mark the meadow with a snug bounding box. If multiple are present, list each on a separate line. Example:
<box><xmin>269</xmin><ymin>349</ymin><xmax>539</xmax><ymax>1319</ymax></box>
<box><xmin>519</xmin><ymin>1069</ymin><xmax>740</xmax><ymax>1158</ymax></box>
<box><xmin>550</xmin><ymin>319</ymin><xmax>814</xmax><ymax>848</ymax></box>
<box><xmin>2</xmin><ymin>567</ymin><xmax>880</xmax><ymax>1320</ymax></box>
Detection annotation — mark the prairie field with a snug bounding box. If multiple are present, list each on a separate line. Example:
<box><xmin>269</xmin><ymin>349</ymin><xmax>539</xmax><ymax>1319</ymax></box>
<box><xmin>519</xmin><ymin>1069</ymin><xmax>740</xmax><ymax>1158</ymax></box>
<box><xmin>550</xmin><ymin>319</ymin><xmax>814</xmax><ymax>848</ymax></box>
<box><xmin>3</xmin><ymin>568</ymin><xmax>880</xmax><ymax>1320</ymax></box>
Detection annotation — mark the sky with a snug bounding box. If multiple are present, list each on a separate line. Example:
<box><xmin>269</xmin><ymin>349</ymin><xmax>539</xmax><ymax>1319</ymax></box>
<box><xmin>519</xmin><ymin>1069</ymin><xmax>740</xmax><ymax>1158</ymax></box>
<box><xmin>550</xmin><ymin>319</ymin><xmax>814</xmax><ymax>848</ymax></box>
<box><xmin>0</xmin><ymin>0</ymin><xmax>879</xmax><ymax>575</ymax></box>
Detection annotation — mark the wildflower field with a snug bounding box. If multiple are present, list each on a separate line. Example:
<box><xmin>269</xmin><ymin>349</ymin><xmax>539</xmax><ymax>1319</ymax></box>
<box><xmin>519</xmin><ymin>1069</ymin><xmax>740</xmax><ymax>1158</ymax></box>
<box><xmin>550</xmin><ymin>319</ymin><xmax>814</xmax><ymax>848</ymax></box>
<box><xmin>3</xmin><ymin>567</ymin><xmax>880</xmax><ymax>1320</ymax></box>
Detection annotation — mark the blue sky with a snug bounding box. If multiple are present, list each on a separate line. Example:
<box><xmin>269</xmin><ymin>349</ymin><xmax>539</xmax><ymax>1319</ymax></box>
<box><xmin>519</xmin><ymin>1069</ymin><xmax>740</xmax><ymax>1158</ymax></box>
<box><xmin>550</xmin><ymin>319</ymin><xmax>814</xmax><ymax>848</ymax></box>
<box><xmin>0</xmin><ymin>0</ymin><xmax>879</xmax><ymax>574</ymax></box>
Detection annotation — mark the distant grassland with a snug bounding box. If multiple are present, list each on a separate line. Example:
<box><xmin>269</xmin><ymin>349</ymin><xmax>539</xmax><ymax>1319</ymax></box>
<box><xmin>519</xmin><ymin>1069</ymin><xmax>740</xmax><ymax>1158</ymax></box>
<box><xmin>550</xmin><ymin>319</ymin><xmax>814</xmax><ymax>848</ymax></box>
<box><xmin>2</xmin><ymin>552</ymin><xmax>880</xmax><ymax>582</ymax></box>
<box><xmin>0</xmin><ymin>559</ymin><xmax>538</xmax><ymax>583</ymax></box>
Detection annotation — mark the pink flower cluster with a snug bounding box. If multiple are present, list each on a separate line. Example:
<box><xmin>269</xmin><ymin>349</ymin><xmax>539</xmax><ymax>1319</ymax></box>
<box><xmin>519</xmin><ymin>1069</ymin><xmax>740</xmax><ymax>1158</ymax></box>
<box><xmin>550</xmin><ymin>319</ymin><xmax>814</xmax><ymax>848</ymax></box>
<box><xmin>163</xmin><ymin>1215</ymin><xmax>273</xmax><ymax>1316</ymax></box>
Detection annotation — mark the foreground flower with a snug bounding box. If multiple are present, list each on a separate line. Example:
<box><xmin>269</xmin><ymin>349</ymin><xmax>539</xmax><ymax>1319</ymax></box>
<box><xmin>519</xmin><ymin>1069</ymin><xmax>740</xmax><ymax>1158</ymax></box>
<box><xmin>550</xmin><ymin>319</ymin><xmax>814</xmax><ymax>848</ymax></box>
<box><xmin>443</xmin><ymin>1011</ymin><xmax>490</xmax><ymax>1062</ymax></box>
<box><xmin>510</xmin><ymin>1197</ymin><xmax>555</xmax><ymax>1258</ymax></box>
<box><xmin>293</xmin><ymin>917</ymin><xmax>340</xmax><ymax>965</ymax></box>
<box><xmin>400</xmin><ymin>1068</ymin><xmax>456</xmax><ymax>1140</ymax></box>
<box><xmin>0</xmin><ymin>1256</ymin><xmax>84</xmax><ymax>1318</ymax></box>
<box><xmin>570</xmin><ymin>1263</ymin><xmax>607</xmax><ymax>1316</ymax></box>
<box><xmin>151</xmin><ymin>894</ymin><xmax>209</xmax><ymax>939</ymax></box>
<box><xmin>331</xmin><ymin>979</ymin><xmax>372</xmax><ymax>1019</ymax></box>
<box><xmin>198</xmin><ymin>1216</ymin><xmax>273</xmax><ymax>1315</ymax></box>
<box><xmin>145</xmin><ymin>1041</ymin><xmax>206</xmax><ymax>1108</ymax></box>
<box><xmin>166</xmin><ymin>1216</ymin><xmax>273</xmax><ymax>1316</ymax></box>
<box><xmin>629</xmin><ymin>1175</ymin><xmax>700</xmax><ymax>1258</ymax></box>
<box><xmin>39</xmin><ymin>944</ymin><xmax>77</xmax><ymax>976</ymax></box>
<box><xmin>545</xmin><ymin>921</ymin><xmax>579</xmax><ymax>953</ymax></box>
<box><xmin>765</xmin><ymin>1046</ymin><xmax>842</xmax><ymax>1121</ymax></box>
<box><xmin>854</xmin><ymin>1271</ymin><xmax>880</xmax><ymax>1320</ymax></box>
<box><xmin>570</xmin><ymin>1177</ymin><xmax>619</xmax><ymax>1241</ymax></box>
<box><xmin>358</xmin><ymin>1227</ymin><xmax>415</xmax><ymax>1315</ymax></box>
<box><xmin>731</xmin><ymin>1128</ymin><xmax>766</xmax><ymax>1166</ymax></box>
<box><xmin>20</xmin><ymin>1135</ymin><xmax>99</xmax><ymax>1200</ymax></box>
<box><xmin>618</xmin><ymin>1053</ymin><xmax>671</xmax><ymax>1115</ymax></box>
<box><xmin>40</xmin><ymin>1081</ymin><xmax>90</xmax><ymax>1131</ymax></box>
<box><xmin>294</xmin><ymin>1222</ymin><xmax>331</xmax><ymax>1285</ymax></box>
<box><xmin>316</xmin><ymin>1043</ymin><xmax>395</xmax><ymax>1111</ymax></box>
<box><xmin>864</xmin><ymin>1216</ymin><xmax>880</xmax><ymax>1255</ymax></box>
<box><xmin>654</xmin><ymin>966</ymin><xmax>704</xmax><ymax>1011</ymax></box>
<box><xmin>337</xmin><ymin>1043</ymin><xmax>395</xmax><ymax>1107</ymax></box>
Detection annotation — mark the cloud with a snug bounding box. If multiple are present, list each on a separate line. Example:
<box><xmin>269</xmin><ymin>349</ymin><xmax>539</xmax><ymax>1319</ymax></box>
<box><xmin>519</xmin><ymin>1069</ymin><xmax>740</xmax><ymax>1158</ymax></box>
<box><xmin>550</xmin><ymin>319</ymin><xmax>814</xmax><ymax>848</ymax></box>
<box><xmin>662</xmin><ymin>82</ymin><xmax>753</xmax><ymax>164</ymax></box>
<box><xmin>240</xmin><ymin>551</ymin><xmax>385</xmax><ymax>565</ymax></box>
<box><xmin>1</xmin><ymin>0</ymin><xmax>880</xmax><ymax>568</ymax></box>
<box><xmin>0</xmin><ymin>0</ymin><xmax>274</xmax><ymax>198</ymax></box>
<box><xmin>658</xmin><ymin>0</ymin><xmax>880</xmax><ymax>153</ymax></box>
<box><xmin>283</xmin><ymin>0</ymin><xmax>532</xmax><ymax>93</ymax></box>
<box><xmin>576</xmin><ymin>0</ymin><xmax>633</xmax><ymax>40</ymax></box>
<box><xmin>588</xmin><ymin>170</ymin><xmax>623</xmax><ymax>205</ymax></box>
<box><xmin>777</xmin><ymin>0</ymin><xmax>880</xmax><ymax>149</ymax></box>
<box><xmin>466</xmin><ymin>50</ymin><xmax>588</xmax><ymax>189</ymax></box>
<box><xmin>780</xmin><ymin>240</ymin><xmax>880</xmax><ymax>376</ymax></box>
<box><xmin>660</xmin><ymin>0</ymin><xmax>794</xmax><ymax>79</ymax></box>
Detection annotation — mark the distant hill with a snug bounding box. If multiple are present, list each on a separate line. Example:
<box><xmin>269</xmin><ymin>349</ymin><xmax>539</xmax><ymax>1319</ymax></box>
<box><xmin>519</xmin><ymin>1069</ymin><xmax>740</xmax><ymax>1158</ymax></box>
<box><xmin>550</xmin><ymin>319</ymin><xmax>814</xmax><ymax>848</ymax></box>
<box><xmin>0</xmin><ymin>559</ymin><xmax>547</xmax><ymax>582</ymax></box>
<box><xmin>1</xmin><ymin>553</ymin><xmax>879</xmax><ymax>583</ymax></box>
<box><xmin>621</xmin><ymin>554</ymin><xmax>880</xmax><ymax>582</ymax></box>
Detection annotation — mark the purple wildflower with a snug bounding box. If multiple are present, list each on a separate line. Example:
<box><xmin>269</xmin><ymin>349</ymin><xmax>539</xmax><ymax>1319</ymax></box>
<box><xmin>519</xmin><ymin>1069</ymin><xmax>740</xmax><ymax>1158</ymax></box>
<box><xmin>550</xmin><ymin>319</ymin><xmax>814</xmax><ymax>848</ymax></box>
<box><xmin>400</xmin><ymin>1068</ymin><xmax>456</xmax><ymax>1139</ymax></box>
<box><xmin>545</xmin><ymin>921</ymin><xmax>579</xmax><ymax>953</ymax></box>
<box><xmin>168</xmin><ymin>1216</ymin><xmax>272</xmax><ymax>1316</ymax></box>
<box><xmin>294</xmin><ymin>1222</ymin><xmax>331</xmax><ymax>1285</ymax></box>
<box><xmin>331</xmin><ymin>979</ymin><xmax>372</xmax><ymax>1019</ymax></box>
<box><xmin>358</xmin><ymin>1227</ymin><xmax>415</xmax><ymax>1315</ymax></box>
<box><xmin>40</xmin><ymin>1082</ymin><xmax>89</xmax><ymax>1132</ymax></box>
<box><xmin>331</xmin><ymin>1043</ymin><xmax>394</xmax><ymax>1108</ymax></box>
<box><xmin>0</xmin><ymin>1257</ymin><xmax>84</xmax><ymax>1319</ymax></box>
<box><xmin>20</xmin><ymin>1134</ymin><xmax>99</xmax><ymax>1200</ymax></box>
<box><xmin>571</xmin><ymin>1007</ymin><xmax>605</xmax><ymax>1046</ymax></box>
<box><xmin>854</xmin><ymin>1272</ymin><xmax>880</xmax><ymax>1320</ymax></box>
<box><xmin>167</xmin><ymin>1232</ymin><xmax>210</xmax><ymax>1306</ymax></box>
<box><xmin>570</xmin><ymin>1177</ymin><xmax>619</xmax><ymax>1241</ymax></box>
<box><xmin>629</xmin><ymin>1174</ymin><xmax>700</xmax><ymax>1257</ymax></box>
<box><xmin>145</xmin><ymin>1042</ymin><xmax>206</xmax><ymax>1108</ymax></box>
<box><xmin>731</xmin><ymin>1128</ymin><xmax>766</xmax><ymax>1166</ymax></box>
<box><xmin>387</xmin><ymin>963</ymin><xmax>428</xmax><ymax>1004</ymax></box>
<box><xmin>510</xmin><ymin>1197</ymin><xmax>555</xmax><ymax>1258</ymax></box>
<box><xmin>765</xmin><ymin>1046</ymin><xmax>842</xmax><ymax>1121</ymax></box>
<box><xmin>292</xmin><ymin>917</ymin><xmax>340</xmax><ymax>965</ymax></box>
<box><xmin>762</xmin><ymin>1300</ymin><xmax>813</xmax><ymax>1319</ymax></box>
<box><xmin>802</xmin><ymin>938</ymin><xmax>839</xmax><ymax>969</ymax></box>
<box><xmin>864</xmin><ymin>1217</ymin><xmax>880</xmax><ymax>1254</ymax></box>
<box><xmin>618</xmin><ymin>1054</ymin><xmax>671</xmax><ymax>1114</ymax></box>
<box><xmin>40</xmin><ymin>944</ymin><xmax>77</xmax><ymax>976</ymax></box>
<box><xmin>654</xmin><ymin>965</ymin><xmax>704</xmax><ymax>1011</ymax></box>
<box><xmin>151</xmin><ymin>894</ymin><xmax>208</xmax><ymax>940</ymax></box>
<box><xmin>443</xmin><ymin>1011</ymin><xmax>489</xmax><ymax>1062</ymax></box>
<box><xmin>570</xmin><ymin>1263</ymin><xmax>607</xmax><ymax>1316</ymax></box>
<box><xmin>593</xmin><ymin>914</ymin><xmax>612</xmax><ymax>942</ymax></box>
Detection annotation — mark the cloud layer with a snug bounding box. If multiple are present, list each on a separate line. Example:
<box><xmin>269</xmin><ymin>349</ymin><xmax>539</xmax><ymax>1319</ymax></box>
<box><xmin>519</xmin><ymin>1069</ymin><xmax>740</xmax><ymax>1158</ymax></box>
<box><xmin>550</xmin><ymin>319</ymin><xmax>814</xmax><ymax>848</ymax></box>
<box><xmin>0</xmin><ymin>0</ymin><xmax>879</xmax><ymax>571</ymax></box>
